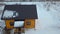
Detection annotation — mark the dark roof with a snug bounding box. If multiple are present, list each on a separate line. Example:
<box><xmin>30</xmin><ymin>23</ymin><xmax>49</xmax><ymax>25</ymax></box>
<box><xmin>1</xmin><ymin>5</ymin><xmax>38</xmax><ymax>20</ymax></box>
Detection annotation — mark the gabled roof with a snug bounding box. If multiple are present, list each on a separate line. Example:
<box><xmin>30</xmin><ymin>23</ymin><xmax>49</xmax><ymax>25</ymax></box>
<box><xmin>1</xmin><ymin>5</ymin><xmax>38</xmax><ymax>20</ymax></box>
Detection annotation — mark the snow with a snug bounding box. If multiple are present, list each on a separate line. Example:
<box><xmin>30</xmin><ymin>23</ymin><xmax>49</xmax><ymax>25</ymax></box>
<box><xmin>14</xmin><ymin>21</ymin><xmax>24</xmax><ymax>27</ymax></box>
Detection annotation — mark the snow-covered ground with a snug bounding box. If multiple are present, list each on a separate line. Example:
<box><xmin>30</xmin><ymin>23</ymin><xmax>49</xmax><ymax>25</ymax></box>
<box><xmin>0</xmin><ymin>2</ymin><xmax>60</xmax><ymax>34</ymax></box>
<box><xmin>24</xmin><ymin>2</ymin><xmax>60</xmax><ymax>34</ymax></box>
